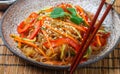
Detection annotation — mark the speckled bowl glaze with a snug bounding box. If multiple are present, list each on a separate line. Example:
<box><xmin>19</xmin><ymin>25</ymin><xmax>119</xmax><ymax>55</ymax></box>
<box><xmin>1</xmin><ymin>0</ymin><xmax>120</xmax><ymax>69</ymax></box>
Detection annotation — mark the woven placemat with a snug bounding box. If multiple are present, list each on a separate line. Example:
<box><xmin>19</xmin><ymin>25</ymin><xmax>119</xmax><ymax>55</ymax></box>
<box><xmin>113</xmin><ymin>0</ymin><xmax>120</xmax><ymax>14</ymax></box>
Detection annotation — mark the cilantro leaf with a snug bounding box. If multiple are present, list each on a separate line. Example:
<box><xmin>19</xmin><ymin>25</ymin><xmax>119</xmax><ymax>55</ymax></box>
<box><xmin>70</xmin><ymin>15</ymin><xmax>83</xmax><ymax>25</ymax></box>
<box><xmin>67</xmin><ymin>8</ymin><xmax>77</xmax><ymax>16</ymax></box>
<box><xmin>50</xmin><ymin>7</ymin><xmax>84</xmax><ymax>25</ymax></box>
<box><xmin>67</xmin><ymin>8</ymin><xmax>84</xmax><ymax>25</ymax></box>
<box><xmin>50</xmin><ymin>7</ymin><xmax>65</xmax><ymax>18</ymax></box>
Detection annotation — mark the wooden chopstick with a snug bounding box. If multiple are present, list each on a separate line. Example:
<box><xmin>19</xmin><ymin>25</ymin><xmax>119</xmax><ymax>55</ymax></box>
<box><xmin>69</xmin><ymin>0</ymin><xmax>114</xmax><ymax>74</ymax></box>
<box><xmin>69</xmin><ymin>0</ymin><xmax>106</xmax><ymax>72</ymax></box>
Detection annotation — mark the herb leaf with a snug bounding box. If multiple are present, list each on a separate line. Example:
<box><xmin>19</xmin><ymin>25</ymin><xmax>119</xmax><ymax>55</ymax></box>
<box><xmin>50</xmin><ymin>7</ymin><xmax>83</xmax><ymax>25</ymax></box>
<box><xmin>70</xmin><ymin>15</ymin><xmax>83</xmax><ymax>25</ymax></box>
<box><xmin>67</xmin><ymin>8</ymin><xmax>77</xmax><ymax>16</ymax></box>
<box><xmin>50</xmin><ymin>7</ymin><xmax>65</xmax><ymax>18</ymax></box>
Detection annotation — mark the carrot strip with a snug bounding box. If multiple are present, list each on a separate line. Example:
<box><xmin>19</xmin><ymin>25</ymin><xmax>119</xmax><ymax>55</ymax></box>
<box><xmin>42</xmin><ymin>30</ymin><xmax>54</xmax><ymax>54</ymax></box>
<box><xmin>96</xmin><ymin>35</ymin><xmax>101</xmax><ymax>46</ymax></box>
<box><xmin>75</xmin><ymin>5</ymin><xmax>89</xmax><ymax>26</ymax></box>
<box><xmin>18</xmin><ymin>42</ymin><xmax>22</xmax><ymax>48</ymax></box>
<box><xmin>11</xmin><ymin>35</ymin><xmax>47</xmax><ymax>57</ymax></box>
<box><xmin>44</xmin><ymin>7</ymin><xmax>53</xmax><ymax>12</ymax></box>
<box><xmin>46</xmin><ymin>24</ymin><xmax>79</xmax><ymax>44</ymax></box>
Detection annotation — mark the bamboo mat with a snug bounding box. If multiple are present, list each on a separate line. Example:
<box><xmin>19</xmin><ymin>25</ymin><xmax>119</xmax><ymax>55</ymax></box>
<box><xmin>0</xmin><ymin>0</ymin><xmax>120</xmax><ymax>74</ymax></box>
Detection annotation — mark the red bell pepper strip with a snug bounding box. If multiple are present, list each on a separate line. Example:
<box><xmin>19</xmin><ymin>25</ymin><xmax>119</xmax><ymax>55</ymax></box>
<box><xmin>17</xmin><ymin>21</ymin><xmax>32</xmax><ymax>34</ymax></box>
<box><xmin>28</xmin><ymin>12</ymin><xmax>39</xmax><ymax>19</ymax></box>
<box><xmin>43</xmin><ymin>37</ymin><xmax>81</xmax><ymax>52</ymax></box>
<box><xmin>17</xmin><ymin>12</ymin><xmax>38</xmax><ymax>34</ymax></box>
<box><xmin>27</xmin><ymin>12</ymin><xmax>38</xmax><ymax>24</ymax></box>
<box><xmin>17</xmin><ymin>22</ymin><xmax>29</xmax><ymax>38</ymax></box>
<box><xmin>29</xmin><ymin>20</ymin><xmax>43</xmax><ymax>39</ymax></box>
<box><xmin>17</xmin><ymin>21</ymin><xmax>25</xmax><ymax>34</ymax></box>
<box><xmin>29</xmin><ymin>16</ymin><xmax>48</xmax><ymax>39</ymax></box>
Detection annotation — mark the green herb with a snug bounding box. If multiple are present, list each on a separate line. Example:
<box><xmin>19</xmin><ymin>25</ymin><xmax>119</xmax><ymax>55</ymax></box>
<box><xmin>50</xmin><ymin>7</ymin><xmax>84</xmax><ymax>25</ymax></box>
<box><xmin>67</xmin><ymin>8</ymin><xmax>77</xmax><ymax>16</ymax></box>
<box><xmin>50</xmin><ymin>7</ymin><xmax>65</xmax><ymax>18</ymax></box>
<box><xmin>70</xmin><ymin>15</ymin><xmax>83</xmax><ymax>25</ymax></box>
<box><xmin>67</xmin><ymin>8</ymin><xmax>83</xmax><ymax>24</ymax></box>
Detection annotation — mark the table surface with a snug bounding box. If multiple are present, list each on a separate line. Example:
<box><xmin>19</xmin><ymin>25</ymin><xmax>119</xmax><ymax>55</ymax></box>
<box><xmin>0</xmin><ymin>0</ymin><xmax>120</xmax><ymax>74</ymax></box>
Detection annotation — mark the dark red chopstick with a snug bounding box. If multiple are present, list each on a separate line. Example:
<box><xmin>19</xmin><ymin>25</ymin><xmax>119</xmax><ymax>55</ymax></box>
<box><xmin>70</xmin><ymin>0</ymin><xmax>105</xmax><ymax>69</ymax></box>
<box><xmin>83</xmin><ymin>4</ymin><xmax>113</xmax><ymax>55</ymax></box>
<box><xmin>69</xmin><ymin>0</ymin><xmax>106</xmax><ymax>73</ymax></box>
<box><xmin>69</xmin><ymin>0</ymin><xmax>113</xmax><ymax>74</ymax></box>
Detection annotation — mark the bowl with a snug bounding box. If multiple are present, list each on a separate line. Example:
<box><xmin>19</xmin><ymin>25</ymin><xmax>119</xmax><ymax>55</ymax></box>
<box><xmin>1</xmin><ymin>0</ymin><xmax>120</xmax><ymax>69</ymax></box>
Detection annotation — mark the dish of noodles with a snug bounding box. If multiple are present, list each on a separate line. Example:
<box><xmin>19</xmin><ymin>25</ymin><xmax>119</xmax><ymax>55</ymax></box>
<box><xmin>10</xmin><ymin>3</ymin><xmax>110</xmax><ymax>66</ymax></box>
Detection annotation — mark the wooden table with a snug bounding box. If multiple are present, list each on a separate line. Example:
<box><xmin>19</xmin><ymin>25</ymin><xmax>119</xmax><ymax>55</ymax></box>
<box><xmin>0</xmin><ymin>1</ymin><xmax>120</xmax><ymax>74</ymax></box>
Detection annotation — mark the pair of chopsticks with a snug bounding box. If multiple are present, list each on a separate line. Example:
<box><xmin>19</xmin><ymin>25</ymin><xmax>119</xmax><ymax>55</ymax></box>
<box><xmin>69</xmin><ymin>0</ymin><xmax>116</xmax><ymax>74</ymax></box>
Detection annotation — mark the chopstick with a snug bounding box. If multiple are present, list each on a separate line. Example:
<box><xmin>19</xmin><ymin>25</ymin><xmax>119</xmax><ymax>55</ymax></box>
<box><xmin>69</xmin><ymin>0</ymin><xmax>115</xmax><ymax>74</ymax></box>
